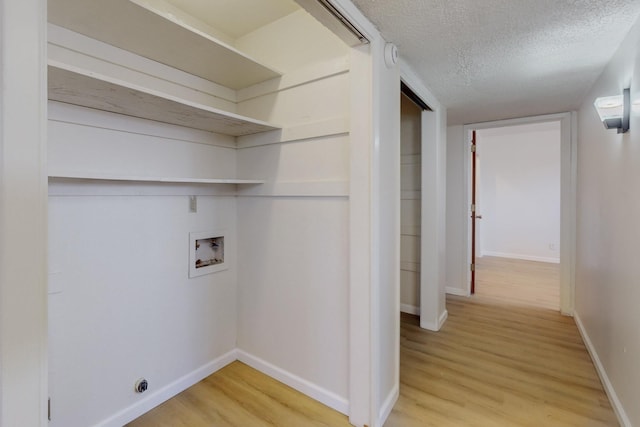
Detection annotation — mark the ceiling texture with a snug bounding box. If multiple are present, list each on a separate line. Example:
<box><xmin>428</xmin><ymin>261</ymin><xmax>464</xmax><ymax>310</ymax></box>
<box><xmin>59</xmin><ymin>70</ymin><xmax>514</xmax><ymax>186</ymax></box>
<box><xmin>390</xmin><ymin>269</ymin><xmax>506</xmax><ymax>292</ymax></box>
<box><xmin>350</xmin><ymin>0</ymin><xmax>640</xmax><ymax>125</ymax></box>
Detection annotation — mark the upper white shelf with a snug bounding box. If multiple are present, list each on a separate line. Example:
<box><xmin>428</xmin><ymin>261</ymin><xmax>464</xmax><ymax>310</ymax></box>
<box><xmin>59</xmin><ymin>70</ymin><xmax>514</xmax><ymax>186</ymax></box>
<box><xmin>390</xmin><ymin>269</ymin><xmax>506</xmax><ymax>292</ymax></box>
<box><xmin>47</xmin><ymin>0</ymin><xmax>282</xmax><ymax>90</ymax></box>
<box><xmin>48</xmin><ymin>64</ymin><xmax>281</xmax><ymax>136</ymax></box>
<box><xmin>49</xmin><ymin>173</ymin><xmax>265</xmax><ymax>185</ymax></box>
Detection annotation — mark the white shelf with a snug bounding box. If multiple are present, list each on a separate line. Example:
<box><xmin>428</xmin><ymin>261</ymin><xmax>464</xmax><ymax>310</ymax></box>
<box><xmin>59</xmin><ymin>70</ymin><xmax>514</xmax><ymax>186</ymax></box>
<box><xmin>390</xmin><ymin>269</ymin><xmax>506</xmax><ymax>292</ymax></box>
<box><xmin>49</xmin><ymin>173</ymin><xmax>265</xmax><ymax>185</ymax></box>
<box><xmin>48</xmin><ymin>65</ymin><xmax>281</xmax><ymax>136</ymax></box>
<box><xmin>47</xmin><ymin>0</ymin><xmax>282</xmax><ymax>90</ymax></box>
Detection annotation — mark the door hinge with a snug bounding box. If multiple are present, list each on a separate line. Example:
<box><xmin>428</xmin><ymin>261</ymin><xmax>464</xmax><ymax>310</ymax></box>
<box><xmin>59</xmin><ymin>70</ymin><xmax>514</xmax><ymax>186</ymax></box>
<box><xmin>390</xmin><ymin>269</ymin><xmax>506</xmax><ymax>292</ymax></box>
<box><xmin>470</xmin><ymin>263</ymin><xmax>475</xmax><ymax>272</ymax></box>
<box><xmin>471</xmin><ymin>144</ymin><xmax>476</xmax><ymax>153</ymax></box>
<box><xmin>48</xmin><ymin>397</ymin><xmax>51</xmax><ymax>421</ymax></box>
<box><xmin>471</xmin><ymin>204</ymin><xmax>476</xmax><ymax>212</ymax></box>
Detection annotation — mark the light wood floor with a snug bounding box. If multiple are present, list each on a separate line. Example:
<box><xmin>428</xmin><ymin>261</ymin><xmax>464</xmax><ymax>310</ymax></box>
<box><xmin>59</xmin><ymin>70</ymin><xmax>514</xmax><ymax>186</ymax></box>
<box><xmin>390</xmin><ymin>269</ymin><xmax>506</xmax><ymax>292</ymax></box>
<box><xmin>126</xmin><ymin>361</ymin><xmax>352</xmax><ymax>427</ymax></box>
<box><xmin>128</xmin><ymin>297</ymin><xmax>616</xmax><ymax>427</ymax></box>
<box><xmin>475</xmin><ymin>256</ymin><xmax>560</xmax><ymax>310</ymax></box>
<box><xmin>385</xmin><ymin>296</ymin><xmax>617</xmax><ymax>427</ymax></box>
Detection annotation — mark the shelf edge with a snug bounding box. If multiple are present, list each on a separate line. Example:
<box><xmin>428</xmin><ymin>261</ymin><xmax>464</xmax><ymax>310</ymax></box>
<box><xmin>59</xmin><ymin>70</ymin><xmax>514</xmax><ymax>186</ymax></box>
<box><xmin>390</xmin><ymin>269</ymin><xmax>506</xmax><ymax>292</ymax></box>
<box><xmin>48</xmin><ymin>174</ymin><xmax>265</xmax><ymax>185</ymax></box>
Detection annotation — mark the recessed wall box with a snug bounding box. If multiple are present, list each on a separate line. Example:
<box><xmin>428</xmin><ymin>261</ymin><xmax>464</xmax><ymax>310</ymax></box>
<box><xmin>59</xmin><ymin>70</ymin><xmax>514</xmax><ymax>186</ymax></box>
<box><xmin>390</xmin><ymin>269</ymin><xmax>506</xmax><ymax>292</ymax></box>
<box><xmin>189</xmin><ymin>231</ymin><xmax>227</xmax><ymax>278</ymax></box>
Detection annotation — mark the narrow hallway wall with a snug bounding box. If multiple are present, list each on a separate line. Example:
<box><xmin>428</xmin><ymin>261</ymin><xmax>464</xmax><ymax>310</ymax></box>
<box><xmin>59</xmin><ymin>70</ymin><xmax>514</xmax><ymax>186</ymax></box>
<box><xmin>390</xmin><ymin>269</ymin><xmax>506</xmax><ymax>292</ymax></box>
<box><xmin>575</xmin><ymin>14</ymin><xmax>640</xmax><ymax>427</ymax></box>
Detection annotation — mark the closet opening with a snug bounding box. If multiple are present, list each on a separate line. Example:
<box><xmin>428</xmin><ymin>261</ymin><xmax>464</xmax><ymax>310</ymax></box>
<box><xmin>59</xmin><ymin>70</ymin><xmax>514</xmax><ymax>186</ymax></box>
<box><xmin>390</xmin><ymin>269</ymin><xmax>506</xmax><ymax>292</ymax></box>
<box><xmin>399</xmin><ymin>80</ymin><xmax>431</xmax><ymax>320</ymax></box>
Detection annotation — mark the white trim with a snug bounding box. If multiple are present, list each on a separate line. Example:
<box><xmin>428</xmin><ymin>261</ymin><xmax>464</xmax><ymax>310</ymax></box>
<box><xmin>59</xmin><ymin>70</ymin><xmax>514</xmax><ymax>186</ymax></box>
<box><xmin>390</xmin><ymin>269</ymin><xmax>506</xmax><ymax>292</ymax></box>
<box><xmin>236</xmin><ymin>117</ymin><xmax>349</xmax><ymax>149</ymax></box>
<box><xmin>236</xmin><ymin>180</ymin><xmax>349</xmax><ymax>197</ymax></box>
<box><xmin>562</xmin><ymin>111</ymin><xmax>578</xmax><ymax>316</ymax></box>
<box><xmin>0</xmin><ymin>1</ymin><xmax>48</xmax><ymax>425</ymax></box>
<box><xmin>49</xmin><ymin>173</ymin><xmax>263</xmax><ymax>185</ymax></box>
<box><xmin>574</xmin><ymin>314</ymin><xmax>632</xmax><ymax>427</ymax></box>
<box><xmin>419</xmin><ymin>318</ymin><xmax>439</xmax><ymax>331</ymax></box>
<box><xmin>322</xmin><ymin>3</ymin><xmax>390</xmax><ymax>424</ymax></box>
<box><xmin>236</xmin><ymin>350</ymin><xmax>349</xmax><ymax>416</ymax></box>
<box><xmin>438</xmin><ymin>309</ymin><xmax>448</xmax><ymax>329</ymax></box>
<box><xmin>346</xmin><ymin>41</ymin><xmax>373</xmax><ymax>427</ymax></box>
<box><xmin>48</xmin><ymin>180</ymin><xmax>240</xmax><ymax>197</ymax></box>
<box><xmin>481</xmin><ymin>251</ymin><xmax>560</xmax><ymax>264</ymax></box>
<box><xmin>236</xmin><ymin>56</ymin><xmax>349</xmax><ymax>102</ymax></box>
<box><xmin>49</xmin><ymin>101</ymin><xmax>237</xmax><ymax>149</ymax></box>
<box><xmin>95</xmin><ymin>350</ymin><xmax>238</xmax><ymax>427</ymax></box>
<box><xmin>377</xmin><ymin>384</ymin><xmax>398</xmax><ymax>427</ymax></box>
<box><xmin>463</xmin><ymin>113</ymin><xmax>575</xmax><ymax>315</ymax></box>
<box><xmin>400</xmin><ymin>304</ymin><xmax>420</xmax><ymax>315</ymax></box>
<box><xmin>420</xmin><ymin>309</ymin><xmax>448</xmax><ymax>332</ymax></box>
<box><xmin>445</xmin><ymin>286</ymin><xmax>469</xmax><ymax>297</ymax></box>
<box><xmin>401</xmin><ymin>60</ymin><xmax>447</xmax><ymax>338</ymax></box>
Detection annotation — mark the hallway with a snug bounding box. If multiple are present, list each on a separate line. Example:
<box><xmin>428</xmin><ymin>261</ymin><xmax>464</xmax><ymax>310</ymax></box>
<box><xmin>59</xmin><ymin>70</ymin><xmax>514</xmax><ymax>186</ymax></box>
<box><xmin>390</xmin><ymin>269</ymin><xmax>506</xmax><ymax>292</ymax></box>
<box><xmin>385</xmin><ymin>296</ymin><xmax>617</xmax><ymax>426</ymax></box>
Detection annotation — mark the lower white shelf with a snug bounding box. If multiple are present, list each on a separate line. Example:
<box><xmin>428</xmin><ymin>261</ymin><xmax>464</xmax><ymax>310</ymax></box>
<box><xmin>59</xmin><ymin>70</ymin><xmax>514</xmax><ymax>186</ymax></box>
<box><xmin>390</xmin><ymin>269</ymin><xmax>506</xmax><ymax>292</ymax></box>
<box><xmin>48</xmin><ymin>173</ymin><xmax>265</xmax><ymax>185</ymax></box>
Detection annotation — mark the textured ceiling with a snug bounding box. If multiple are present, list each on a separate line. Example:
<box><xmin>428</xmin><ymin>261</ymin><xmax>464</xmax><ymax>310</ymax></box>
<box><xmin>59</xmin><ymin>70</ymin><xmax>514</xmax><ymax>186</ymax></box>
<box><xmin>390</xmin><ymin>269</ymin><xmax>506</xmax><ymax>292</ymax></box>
<box><xmin>351</xmin><ymin>0</ymin><xmax>640</xmax><ymax>125</ymax></box>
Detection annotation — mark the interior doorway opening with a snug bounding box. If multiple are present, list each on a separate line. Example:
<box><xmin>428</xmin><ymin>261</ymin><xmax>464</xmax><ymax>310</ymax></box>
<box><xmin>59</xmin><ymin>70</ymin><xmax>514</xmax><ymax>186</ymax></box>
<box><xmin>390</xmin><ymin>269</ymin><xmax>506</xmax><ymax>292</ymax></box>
<box><xmin>469</xmin><ymin>120</ymin><xmax>564</xmax><ymax>311</ymax></box>
<box><xmin>399</xmin><ymin>88</ymin><xmax>423</xmax><ymax>316</ymax></box>
<box><xmin>399</xmin><ymin>82</ymin><xmax>432</xmax><ymax>318</ymax></box>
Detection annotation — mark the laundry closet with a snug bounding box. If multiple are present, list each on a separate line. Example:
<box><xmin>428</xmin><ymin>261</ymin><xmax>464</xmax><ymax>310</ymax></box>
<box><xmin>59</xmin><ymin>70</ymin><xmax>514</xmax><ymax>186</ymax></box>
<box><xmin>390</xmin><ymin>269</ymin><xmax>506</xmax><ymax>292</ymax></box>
<box><xmin>46</xmin><ymin>0</ymin><xmax>356</xmax><ymax>424</ymax></box>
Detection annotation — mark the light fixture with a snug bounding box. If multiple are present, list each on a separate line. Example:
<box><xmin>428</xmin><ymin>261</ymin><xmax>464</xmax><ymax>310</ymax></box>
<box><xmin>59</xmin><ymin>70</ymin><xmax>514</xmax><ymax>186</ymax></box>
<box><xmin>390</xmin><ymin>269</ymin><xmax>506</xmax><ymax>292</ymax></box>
<box><xmin>594</xmin><ymin>88</ymin><xmax>630</xmax><ymax>133</ymax></box>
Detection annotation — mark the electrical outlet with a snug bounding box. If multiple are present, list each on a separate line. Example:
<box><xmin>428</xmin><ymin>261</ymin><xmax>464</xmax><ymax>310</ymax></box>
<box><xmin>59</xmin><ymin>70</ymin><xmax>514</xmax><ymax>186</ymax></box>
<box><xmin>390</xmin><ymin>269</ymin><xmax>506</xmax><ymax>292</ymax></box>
<box><xmin>189</xmin><ymin>196</ymin><xmax>197</xmax><ymax>213</ymax></box>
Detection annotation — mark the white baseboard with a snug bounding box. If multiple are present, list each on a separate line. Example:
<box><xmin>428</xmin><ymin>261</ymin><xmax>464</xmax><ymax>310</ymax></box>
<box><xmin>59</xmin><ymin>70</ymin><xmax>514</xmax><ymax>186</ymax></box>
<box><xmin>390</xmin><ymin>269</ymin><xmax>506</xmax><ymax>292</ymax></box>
<box><xmin>404</xmin><ymin>305</ymin><xmax>447</xmax><ymax>330</ymax></box>
<box><xmin>420</xmin><ymin>309</ymin><xmax>448</xmax><ymax>332</ymax></box>
<box><xmin>378</xmin><ymin>384</ymin><xmax>399</xmax><ymax>427</ymax></box>
<box><xmin>420</xmin><ymin>317</ymin><xmax>438</xmax><ymax>331</ymax></box>
<box><xmin>574</xmin><ymin>313</ymin><xmax>631</xmax><ymax>427</ymax></box>
<box><xmin>438</xmin><ymin>309</ymin><xmax>449</xmax><ymax>329</ymax></box>
<box><xmin>482</xmin><ymin>251</ymin><xmax>560</xmax><ymax>264</ymax></box>
<box><xmin>236</xmin><ymin>349</ymin><xmax>349</xmax><ymax>416</ymax></box>
<box><xmin>445</xmin><ymin>286</ymin><xmax>469</xmax><ymax>296</ymax></box>
<box><xmin>400</xmin><ymin>303</ymin><xmax>420</xmax><ymax>315</ymax></box>
<box><xmin>97</xmin><ymin>349</ymin><xmax>238</xmax><ymax>427</ymax></box>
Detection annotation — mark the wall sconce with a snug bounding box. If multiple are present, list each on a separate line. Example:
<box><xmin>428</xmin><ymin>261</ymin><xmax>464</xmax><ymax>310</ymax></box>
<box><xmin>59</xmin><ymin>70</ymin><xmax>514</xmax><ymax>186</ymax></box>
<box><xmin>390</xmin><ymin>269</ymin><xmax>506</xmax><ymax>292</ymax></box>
<box><xmin>594</xmin><ymin>88</ymin><xmax>630</xmax><ymax>133</ymax></box>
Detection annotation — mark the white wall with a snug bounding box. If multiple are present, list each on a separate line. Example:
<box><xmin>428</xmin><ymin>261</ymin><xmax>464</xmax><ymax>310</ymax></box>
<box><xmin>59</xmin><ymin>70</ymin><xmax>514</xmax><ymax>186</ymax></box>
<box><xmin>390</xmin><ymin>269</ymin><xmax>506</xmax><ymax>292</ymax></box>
<box><xmin>574</xmin><ymin>14</ymin><xmax>640</xmax><ymax>427</ymax></box>
<box><xmin>477</xmin><ymin>122</ymin><xmax>561</xmax><ymax>263</ymax></box>
<box><xmin>47</xmin><ymin>103</ymin><xmax>240</xmax><ymax>427</ymax></box>
<box><xmin>234</xmin><ymin>8</ymin><xmax>353</xmax><ymax>414</ymax></box>
<box><xmin>0</xmin><ymin>0</ymin><xmax>48</xmax><ymax>426</ymax></box>
<box><xmin>400</xmin><ymin>95</ymin><xmax>421</xmax><ymax>313</ymax></box>
<box><xmin>445</xmin><ymin>125</ymin><xmax>467</xmax><ymax>296</ymax></box>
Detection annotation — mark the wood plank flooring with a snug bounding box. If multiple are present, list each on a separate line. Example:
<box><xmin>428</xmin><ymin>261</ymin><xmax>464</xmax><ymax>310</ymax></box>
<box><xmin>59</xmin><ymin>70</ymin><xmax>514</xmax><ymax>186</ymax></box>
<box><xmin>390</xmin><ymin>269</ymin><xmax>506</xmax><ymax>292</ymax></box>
<box><xmin>125</xmin><ymin>361</ymin><xmax>352</xmax><ymax>427</ymax></box>
<box><xmin>128</xmin><ymin>297</ymin><xmax>616</xmax><ymax>427</ymax></box>
<box><xmin>385</xmin><ymin>296</ymin><xmax>618</xmax><ymax>427</ymax></box>
<box><xmin>476</xmin><ymin>256</ymin><xmax>560</xmax><ymax>310</ymax></box>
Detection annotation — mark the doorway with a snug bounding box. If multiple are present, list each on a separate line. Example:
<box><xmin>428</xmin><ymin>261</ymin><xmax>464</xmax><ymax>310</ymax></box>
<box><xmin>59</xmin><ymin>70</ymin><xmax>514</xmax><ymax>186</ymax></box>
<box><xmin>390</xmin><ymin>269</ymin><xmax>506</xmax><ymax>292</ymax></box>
<box><xmin>399</xmin><ymin>82</ymin><xmax>433</xmax><ymax>318</ymax></box>
<box><xmin>464</xmin><ymin>113</ymin><xmax>576</xmax><ymax>314</ymax></box>
<box><xmin>471</xmin><ymin>122</ymin><xmax>562</xmax><ymax>310</ymax></box>
<box><xmin>399</xmin><ymin>89</ymin><xmax>423</xmax><ymax>316</ymax></box>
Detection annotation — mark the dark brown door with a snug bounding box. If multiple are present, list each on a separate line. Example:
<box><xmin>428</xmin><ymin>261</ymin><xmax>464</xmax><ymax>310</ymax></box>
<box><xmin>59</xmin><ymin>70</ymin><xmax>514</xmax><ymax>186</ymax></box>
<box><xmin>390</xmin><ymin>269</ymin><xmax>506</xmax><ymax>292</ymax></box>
<box><xmin>471</xmin><ymin>130</ymin><xmax>477</xmax><ymax>294</ymax></box>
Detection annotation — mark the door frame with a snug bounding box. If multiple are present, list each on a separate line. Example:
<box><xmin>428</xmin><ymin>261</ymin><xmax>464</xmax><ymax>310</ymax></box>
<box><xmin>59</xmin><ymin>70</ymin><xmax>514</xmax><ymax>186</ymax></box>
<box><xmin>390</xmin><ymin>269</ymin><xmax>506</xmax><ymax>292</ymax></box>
<box><xmin>462</xmin><ymin>112</ymin><xmax>577</xmax><ymax>315</ymax></box>
<box><xmin>400</xmin><ymin>65</ymin><xmax>448</xmax><ymax>332</ymax></box>
<box><xmin>470</xmin><ymin>130</ymin><xmax>477</xmax><ymax>294</ymax></box>
<box><xmin>0</xmin><ymin>0</ymin><xmax>49</xmax><ymax>425</ymax></box>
